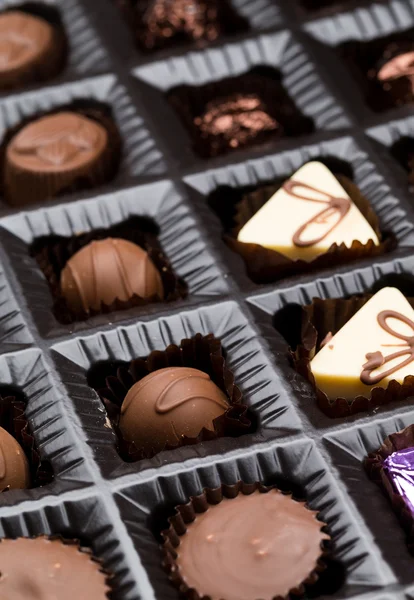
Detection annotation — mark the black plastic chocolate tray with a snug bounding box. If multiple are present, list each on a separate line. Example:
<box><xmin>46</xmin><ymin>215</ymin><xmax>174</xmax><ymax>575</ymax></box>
<box><xmin>2</xmin><ymin>0</ymin><xmax>414</xmax><ymax>598</ymax></box>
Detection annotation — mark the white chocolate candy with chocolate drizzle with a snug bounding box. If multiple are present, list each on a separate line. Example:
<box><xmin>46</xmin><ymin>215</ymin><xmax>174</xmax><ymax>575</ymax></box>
<box><xmin>311</xmin><ymin>287</ymin><xmax>414</xmax><ymax>400</ymax></box>
<box><xmin>237</xmin><ymin>161</ymin><xmax>379</xmax><ymax>261</ymax></box>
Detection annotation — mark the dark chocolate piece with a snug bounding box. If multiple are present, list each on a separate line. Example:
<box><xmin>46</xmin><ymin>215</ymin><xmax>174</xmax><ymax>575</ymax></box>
<box><xmin>0</xmin><ymin>537</ymin><xmax>110</xmax><ymax>598</ymax></box>
<box><xmin>168</xmin><ymin>69</ymin><xmax>315</xmax><ymax>159</ymax></box>
<box><xmin>340</xmin><ymin>34</ymin><xmax>414</xmax><ymax>112</ymax></box>
<box><xmin>0</xmin><ymin>426</ymin><xmax>30</xmax><ymax>491</ymax></box>
<box><xmin>2</xmin><ymin>105</ymin><xmax>120</xmax><ymax>206</ymax></box>
<box><xmin>60</xmin><ymin>237</ymin><xmax>164</xmax><ymax>314</ymax></box>
<box><xmin>119</xmin><ymin>366</ymin><xmax>229</xmax><ymax>454</ymax></box>
<box><xmin>194</xmin><ymin>93</ymin><xmax>279</xmax><ymax>156</ymax></box>
<box><xmin>360</xmin><ymin>310</ymin><xmax>414</xmax><ymax>385</ymax></box>
<box><xmin>0</xmin><ymin>8</ymin><xmax>66</xmax><ymax>91</ymax></box>
<box><xmin>118</xmin><ymin>0</ymin><xmax>249</xmax><ymax>52</ymax></box>
<box><xmin>169</xmin><ymin>489</ymin><xmax>329</xmax><ymax>600</ymax></box>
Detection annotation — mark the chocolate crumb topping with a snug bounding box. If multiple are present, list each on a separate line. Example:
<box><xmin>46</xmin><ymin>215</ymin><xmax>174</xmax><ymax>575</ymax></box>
<box><xmin>194</xmin><ymin>93</ymin><xmax>279</xmax><ymax>153</ymax></box>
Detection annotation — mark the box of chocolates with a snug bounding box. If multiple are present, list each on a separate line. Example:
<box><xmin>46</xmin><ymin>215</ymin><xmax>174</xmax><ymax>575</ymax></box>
<box><xmin>2</xmin><ymin>0</ymin><xmax>414</xmax><ymax>598</ymax></box>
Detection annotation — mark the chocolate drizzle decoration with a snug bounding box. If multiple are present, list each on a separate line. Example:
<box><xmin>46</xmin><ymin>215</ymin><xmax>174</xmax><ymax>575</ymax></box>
<box><xmin>360</xmin><ymin>310</ymin><xmax>414</xmax><ymax>385</ymax></box>
<box><xmin>282</xmin><ymin>180</ymin><xmax>351</xmax><ymax>247</ymax></box>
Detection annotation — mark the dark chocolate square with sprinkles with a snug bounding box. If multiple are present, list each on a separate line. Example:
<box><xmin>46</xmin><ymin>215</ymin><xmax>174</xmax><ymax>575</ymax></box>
<box><xmin>339</xmin><ymin>30</ymin><xmax>414</xmax><ymax>112</ymax></box>
<box><xmin>115</xmin><ymin>0</ymin><xmax>249</xmax><ymax>53</ymax></box>
<box><xmin>167</xmin><ymin>67</ymin><xmax>315</xmax><ymax>159</ymax></box>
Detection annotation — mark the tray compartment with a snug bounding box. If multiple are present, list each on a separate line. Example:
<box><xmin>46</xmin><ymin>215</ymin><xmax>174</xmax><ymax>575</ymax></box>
<box><xmin>0</xmin><ymin>179</ymin><xmax>229</xmax><ymax>338</ymax></box>
<box><xmin>184</xmin><ymin>135</ymin><xmax>414</xmax><ymax>293</ymax></box>
<box><xmin>132</xmin><ymin>30</ymin><xmax>351</xmax><ymax>170</ymax></box>
<box><xmin>247</xmin><ymin>254</ymin><xmax>414</xmax><ymax>431</ymax></box>
<box><xmin>113</xmin><ymin>437</ymin><xmax>393</xmax><ymax>600</ymax></box>
<box><xmin>51</xmin><ymin>300</ymin><xmax>302</xmax><ymax>480</ymax></box>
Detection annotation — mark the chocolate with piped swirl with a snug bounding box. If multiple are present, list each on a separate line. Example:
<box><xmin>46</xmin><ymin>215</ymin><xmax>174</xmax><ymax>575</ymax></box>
<box><xmin>360</xmin><ymin>310</ymin><xmax>414</xmax><ymax>386</ymax></box>
<box><xmin>60</xmin><ymin>238</ymin><xmax>164</xmax><ymax>314</ymax></box>
<box><xmin>162</xmin><ymin>484</ymin><xmax>330</xmax><ymax>600</ymax></box>
<box><xmin>119</xmin><ymin>367</ymin><xmax>229</xmax><ymax>454</ymax></box>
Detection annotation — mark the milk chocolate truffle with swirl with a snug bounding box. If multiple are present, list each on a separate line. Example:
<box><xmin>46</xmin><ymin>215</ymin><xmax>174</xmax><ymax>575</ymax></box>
<box><xmin>119</xmin><ymin>367</ymin><xmax>229</xmax><ymax>454</ymax></box>
<box><xmin>162</xmin><ymin>484</ymin><xmax>330</xmax><ymax>600</ymax></box>
<box><xmin>3</xmin><ymin>109</ymin><xmax>118</xmax><ymax>206</ymax></box>
<box><xmin>0</xmin><ymin>426</ymin><xmax>30</xmax><ymax>491</ymax></box>
<box><xmin>60</xmin><ymin>238</ymin><xmax>164</xmax><ymax>314</ymax></box>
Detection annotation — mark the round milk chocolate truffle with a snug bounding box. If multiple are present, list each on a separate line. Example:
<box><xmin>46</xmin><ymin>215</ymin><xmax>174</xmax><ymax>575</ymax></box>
<box><xmin>0</xmin><ymin>11</ymin><xmax>59</xmax><ymax>90</ymax></box>
<box><xmin>4</xmin><ymin>111</ymin><xmax>108</xmax><ymax>206</ymax></box>
<box><xmin>61</xmin><ymin>238</ymin><xmax>164</xmax><ymax>313</ymax></box>
<box><xmin>0</xmin><ymin>426</ymin><xmax>30</xmax><ymax>491</ymax></box>
<box><xmin>119</xmin><ymin>367</ymin><xmax>229</xmax><ymax>453</ymax></box>
<box><xmin>174</xmin><ymin>490</ymin><xmax>329</xmax><ymax>600</ymax></box>
<box><xmin>0</xmin><ymin>537</ymin><xmax>110</xmax><ymax>599</ymax></box>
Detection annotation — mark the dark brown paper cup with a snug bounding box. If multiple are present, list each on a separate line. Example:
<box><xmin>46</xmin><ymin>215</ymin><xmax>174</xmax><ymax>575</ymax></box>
<box><xmin>289</xmin><ymin>294</ymin><xmax>414</xmax><ymax>418</ymax></box>
<box><xmin>96</xmin><ymin>333</ymin><xmax>250</xmax><ymax>461</ymax></box>
<box><xmin>161</xmin><ymin>481</ymin><xmax>330</xmax><ymax>600</ymax></box>
<box><xmin>226</xmin><ymin>174</ymin><xmax>394</xmax><ymax>285</ymax></box>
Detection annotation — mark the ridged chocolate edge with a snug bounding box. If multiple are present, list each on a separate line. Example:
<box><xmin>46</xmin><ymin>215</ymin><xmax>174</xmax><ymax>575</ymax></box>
<box><xmin>160</xmin><ymin>481</ymin><xmax>330</xmax><ymax>600</ymax></box>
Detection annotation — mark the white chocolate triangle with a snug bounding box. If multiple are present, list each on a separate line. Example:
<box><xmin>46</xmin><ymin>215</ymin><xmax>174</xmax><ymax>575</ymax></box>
<box><xmin>311</xmin><ymin>287</ymin><xmax>414</xmax><ymax>400</ymax></box>
<box><xmin>237</xmin><ymin>161</ymin><xmax>380</xmax><ymax>261</ymax></box>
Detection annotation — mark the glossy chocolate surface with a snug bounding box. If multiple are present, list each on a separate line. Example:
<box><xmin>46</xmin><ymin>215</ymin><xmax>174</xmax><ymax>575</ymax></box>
<box><xmin>176</xmin><ymin>490</ymin><xmax>328</xmax><ymax>600</ymax></box>
<box><xmin>0</xmin><ymin>426</ymin><xmax>30</xmax><ymax>491</ymax></box>
<box><xmin>61</xmin><ymin>238</ymin><xmax>164</xmax><ymax>313</ymax></box>
<box><xmin>119</xmin><ymin>367</ymin><xmax>229</xmax><ymax>454</ymax></box>
<box><xmin>7</xmin><ymin>112</ymin><xmax>107</xmax><ymax>174</ymax></box>
<box><xmin>0</xmin><ymin>537</ymin><xmax>109</xmax><ymax>599</ymax></box>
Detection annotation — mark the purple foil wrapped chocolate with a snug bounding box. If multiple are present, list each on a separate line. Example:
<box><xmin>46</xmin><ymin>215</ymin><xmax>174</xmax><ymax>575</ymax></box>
<box><xmin>383</xmin><ymin>447</ymin><xmax>414</xmax><ymax>515</ymax></box>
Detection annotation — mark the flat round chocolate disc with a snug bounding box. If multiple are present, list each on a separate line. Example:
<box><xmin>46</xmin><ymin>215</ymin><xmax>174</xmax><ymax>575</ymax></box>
<box><xmin>0</xmin><ymin>537</ymin><xmax>110</xmax><ymax>599</ymax></box>
<box><xmin>7</xmin><ymin>112</ymin><xmax>108</xmax><ymax>174</ymax></box>
<box><xmin>0</xmin><ymin>11</ymin><xmax>53</xmax><ymax>82</ymax></box>
<box><xmin>4</xmin><ymin>111</ymin><xmax>111</xmax><ymax>206</ymax></box>
<box><xmin>0</xmin><ymin>426</ymin><xmax>30</xmax><ymax>491</ymax></box>
<box><xmin>175</xmin><ymin>490</ymin><xmax>329</xmax><ymax>600</ymax></box>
